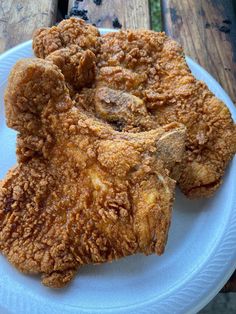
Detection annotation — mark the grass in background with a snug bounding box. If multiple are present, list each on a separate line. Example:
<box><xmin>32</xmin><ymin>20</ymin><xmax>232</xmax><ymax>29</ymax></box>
<box><xmin>150</xmin><ymin>0</ymin><xmax>162</xmax><ymax>31</ymax></box>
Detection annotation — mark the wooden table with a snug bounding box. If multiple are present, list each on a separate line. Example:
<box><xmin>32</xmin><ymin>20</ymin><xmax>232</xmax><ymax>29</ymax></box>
<box><xmin>0</xmin><ymin>0</ymin><xmax>235</xmax><ymax>293</ymax></box>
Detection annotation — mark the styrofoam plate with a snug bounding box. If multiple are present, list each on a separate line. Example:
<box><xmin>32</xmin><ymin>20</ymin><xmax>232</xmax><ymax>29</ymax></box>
<box><xmin>0</xmin><ymin>30</ymin><xmax>236</xmax><ymax>314</ymax></box>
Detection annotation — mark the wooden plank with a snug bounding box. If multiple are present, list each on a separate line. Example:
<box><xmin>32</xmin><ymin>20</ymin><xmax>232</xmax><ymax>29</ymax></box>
<box><xmin>0</xmin><ymin>0</ymin><xmax>58</xmax><ymax>53</ymax></box>
<box><xmin>161</xmin><ymin>0</ymin><xmax>236</xmax><ymax>104</ymax></box>
<box><xmin>68</xmin><ymin>0</ymin><xmax>150</xmax><ymax>29</ymax></box>
<box><xmin>221</xmin><ymin>271</ymin><xmax>236</xmax><ymax>293</ymax></box>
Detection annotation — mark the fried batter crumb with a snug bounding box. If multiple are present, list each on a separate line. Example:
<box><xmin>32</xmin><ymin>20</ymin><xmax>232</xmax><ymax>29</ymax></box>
<box><xmin>32</xmin><ymin>19</ymin><xmax>235</xmax><ymax>197</ymax></box>
<box><xmin>1</xmin><ymin>58</ymin><xmax>186</xmax><ymax>287</ymax></box>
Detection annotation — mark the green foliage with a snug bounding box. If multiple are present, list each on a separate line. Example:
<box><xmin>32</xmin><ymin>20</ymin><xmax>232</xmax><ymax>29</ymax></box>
<box><xmin>150</xmin><ymin>0</ymin><xmax>162</xmax><ymax>31</ymax></box>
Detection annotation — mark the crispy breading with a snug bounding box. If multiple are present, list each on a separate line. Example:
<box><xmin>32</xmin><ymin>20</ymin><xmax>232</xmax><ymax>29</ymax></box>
<box><xmin>97</xmin><ymin>30</ymin><xmax>236</xmax><ymax>197</ymax></box>
<box><xmin>32</xmin><ymin>19</ymin><xmax>236</xmax><ymax>197</ymax></box>
<box><xmin>33</xmin><ymin>18</ymin><xmax>100</xmax><ymax>58</ymax></box>
<box><xmin>46</xmin><ymin>45</ymin><xmax>96</xmax><ymax>91</ymax></box>
<box><xmin>1</xmin><ymin>59</ymin><xmax>186</xmax><ymax>288</ymax></box>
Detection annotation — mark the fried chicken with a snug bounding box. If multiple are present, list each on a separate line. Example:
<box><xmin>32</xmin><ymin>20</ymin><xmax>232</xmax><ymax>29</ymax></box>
<box><xmin>32</xmin><ymin>18</ymin><xmax>236</xmax><ymax>198</ymax></box>
<box><xmin>0</xmin><ymin>58</ymin><xmax>186</xmax><ymax>288</ymax></box>
<box><xmin>97</xmin><ymin>30</ymin><xmax>236</xmax><ymax>197</ymax></box>
<box><xmin>33</xmin><ymin>18</ymin><xmax>100</xmax><ymax>58</ymax></box>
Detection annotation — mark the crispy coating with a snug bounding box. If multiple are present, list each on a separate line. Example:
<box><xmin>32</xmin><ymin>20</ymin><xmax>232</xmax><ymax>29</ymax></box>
<box><xmin>1</xmin><ymin>59</ymin><xmax>186</xmax><ymax>287</ymax></box>
<box><xmin>33</xmin><ymin>18</ymin><xmax>100</xmax><ymax>58</ymax></box>
<box><xmin>46</xmin><ymin>45</ymin><xmax>96</xmax><ymax>91</ymax></box>
<box><xmin>98</xmin><ymin>30</ymin><xmax>236</xmax><ymax>197</ymax></box>
<box><xmin>32</xmin><ymin>19</ymin><xmax>236</xmax><ymax>197</ymax></box>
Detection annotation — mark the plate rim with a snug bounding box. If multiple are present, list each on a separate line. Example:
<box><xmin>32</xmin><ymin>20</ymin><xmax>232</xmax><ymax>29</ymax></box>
<box><xmin>0</xmin><ymin>36</ymin><xmax>236</xmax><ymax>314</ymax></box>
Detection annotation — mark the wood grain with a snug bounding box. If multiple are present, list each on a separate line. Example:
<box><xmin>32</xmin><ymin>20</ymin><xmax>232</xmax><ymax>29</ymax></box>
<box><xmin>0</xmin><ymin>0</ymin><xmax>58</xmax><ymax>53</ymax></box>
<box><xmin>68</xmin><ymin>0</ymin><xmax>150</xmax><ymax>29</ymax></box>
<box><xmin>161</xmin><ymin>0</ymin><xmax>236</xmax><ymax>104</ymax></box>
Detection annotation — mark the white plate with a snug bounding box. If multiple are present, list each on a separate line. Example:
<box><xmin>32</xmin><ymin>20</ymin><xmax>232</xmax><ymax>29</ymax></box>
<box><xmin>0</xmin><ymin>31</ymin><xmax>236</xmax><ymax>314</ymax></box>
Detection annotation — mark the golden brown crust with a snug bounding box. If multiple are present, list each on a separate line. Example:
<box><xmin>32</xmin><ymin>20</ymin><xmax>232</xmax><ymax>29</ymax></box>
<box><xmin>97</xmin><ymin>30</ymin><xmax>236</xmax><ymax>197</ymax></box>
<box><xmin>1</xmin><ymin>58</ymin><xmax>186</xmax><ymax>287</ymax></box>
<box><xmin>46</xmin><ymin>45</ymin><xmax>96</xmax><ymax>91</ymax></box>
<box><xmin>32</xmin><ymin>19</ymin><xmax>236</xmax><ymax>197</ymax></box>
<box><xmin>33</xmin><ymin>18</ymin><xmax>100</xmax><ymax>58</ymax></box>
<box><xmin>41</xmin><ymin>269</ymin><xmax>78</xmax><ymax>288</ymax></box>
<box><xmin>2</xmin><ymin>17</ymin><xmax>235</xmax><ymax>288</ymax></box>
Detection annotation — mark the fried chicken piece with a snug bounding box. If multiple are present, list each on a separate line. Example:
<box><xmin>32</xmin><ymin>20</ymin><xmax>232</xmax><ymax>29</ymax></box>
<box><xmin>33</xmin><ymin>19</ymin><xmax>236</xmax><ymax>198</ymax></box>
<box><xmin>33</xmin><ymin>18</ymin><xmax>100</xmax><ymax>58</ymax></box>
<box><xmin>46</xmin><ymin>45</ymin><xmax>96</xmax><ymax>91</ymax></box>
<box><xmin>94</xmin><ymin>86</ymin><xmax>157</xmax><ymax>132</ymax></box>
<box><xmin>97</xmin><ymin>30</ymin><xmax>236</xmax><ymax>197</ymax></box>
<box><xmin>1</xmin><ymin>58</ymin><xmax>186</xmax><ymax>288</ymax></box>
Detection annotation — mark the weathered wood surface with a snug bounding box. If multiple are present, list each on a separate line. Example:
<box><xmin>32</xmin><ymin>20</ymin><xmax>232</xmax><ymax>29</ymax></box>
<box><xmin>162</xmin><ymin>0</ymin><xmax>236</xmax><ymax>104</ymax></box>
<box><xmin>0</xmin><ymin>0</ymin><xmax>58</xmax><ymax>53</ymax></box>
<box><xmin>68</xmin><ymin>0</ymin><xmax>150</xmax><ymax>29</ymax></box>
